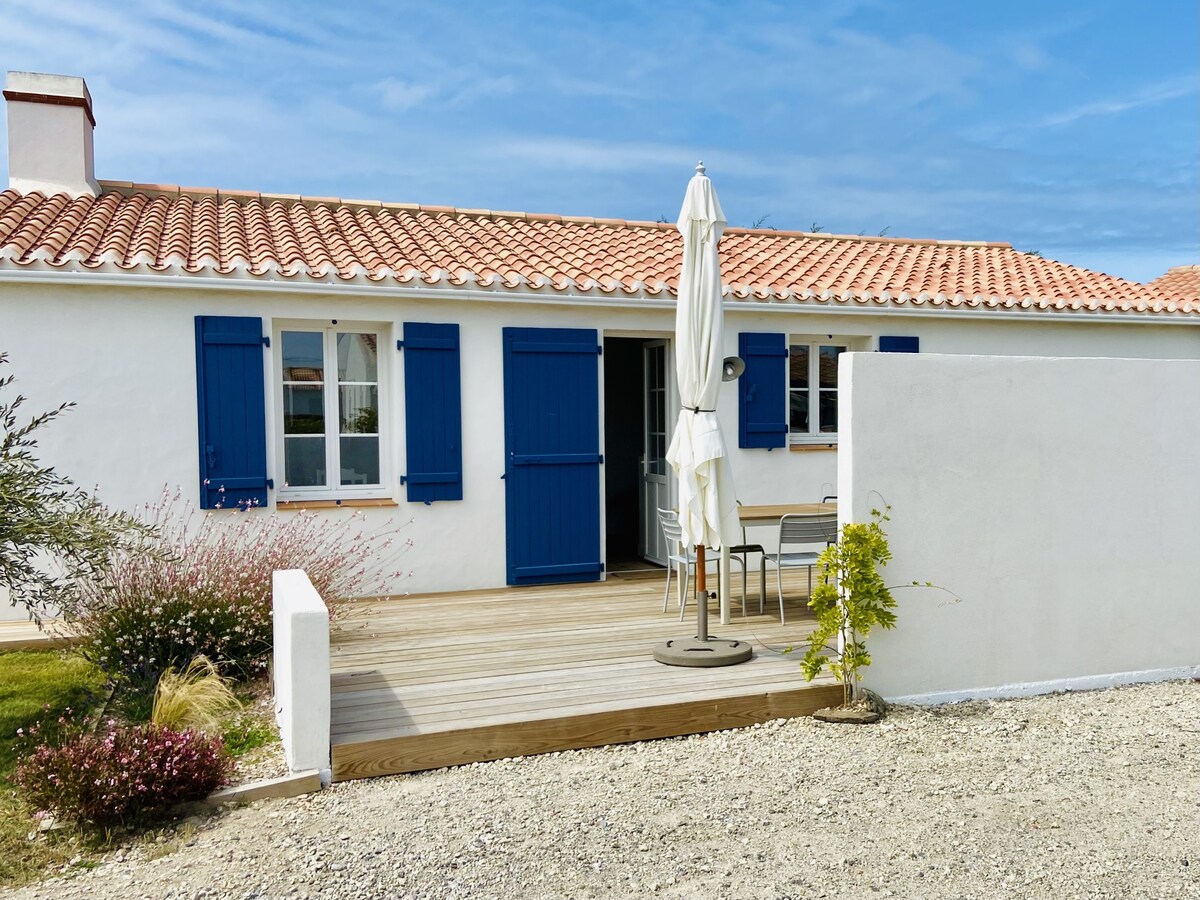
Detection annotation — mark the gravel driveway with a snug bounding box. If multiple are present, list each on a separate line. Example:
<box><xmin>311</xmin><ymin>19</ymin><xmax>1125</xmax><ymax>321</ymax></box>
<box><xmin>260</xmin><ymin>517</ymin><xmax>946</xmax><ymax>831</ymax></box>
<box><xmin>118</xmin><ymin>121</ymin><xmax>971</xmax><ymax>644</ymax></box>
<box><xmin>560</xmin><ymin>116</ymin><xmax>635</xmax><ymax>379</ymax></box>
<box><xmin>5</xmin><ymin>680</ymin><xmax>1198</xmax><ymax>900</ymax></box>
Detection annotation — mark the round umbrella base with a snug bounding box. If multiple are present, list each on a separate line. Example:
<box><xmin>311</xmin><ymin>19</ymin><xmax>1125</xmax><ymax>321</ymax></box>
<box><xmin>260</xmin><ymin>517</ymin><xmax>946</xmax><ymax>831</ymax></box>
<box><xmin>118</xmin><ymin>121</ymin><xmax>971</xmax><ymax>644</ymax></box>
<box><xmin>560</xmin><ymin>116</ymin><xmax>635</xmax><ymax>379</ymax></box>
<box><xmin>653</xmin><ymin>637</ymin><xmax>753</xmax><ymax>667</ymax></box>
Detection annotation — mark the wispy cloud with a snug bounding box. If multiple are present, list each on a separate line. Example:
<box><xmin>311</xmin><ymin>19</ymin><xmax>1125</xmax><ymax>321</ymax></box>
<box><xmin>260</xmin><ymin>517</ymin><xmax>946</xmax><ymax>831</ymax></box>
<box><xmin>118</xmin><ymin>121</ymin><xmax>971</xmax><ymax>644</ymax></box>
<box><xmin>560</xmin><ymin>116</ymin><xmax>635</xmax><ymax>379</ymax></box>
<box><xmin>1036</xmin><ymin>75</ymin><xmax>1198</xmax><ymax>127</ymax></box>
<box><xmin>374</xmin><ymin>78</ymin><xmax>436</xmax><ymax>111</ymax></box>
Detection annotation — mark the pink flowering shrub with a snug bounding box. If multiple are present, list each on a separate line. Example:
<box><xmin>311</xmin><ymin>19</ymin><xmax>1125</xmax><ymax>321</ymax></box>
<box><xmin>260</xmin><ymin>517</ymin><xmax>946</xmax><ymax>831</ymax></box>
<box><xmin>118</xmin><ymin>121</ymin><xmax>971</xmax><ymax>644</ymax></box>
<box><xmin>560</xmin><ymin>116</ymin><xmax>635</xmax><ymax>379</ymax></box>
<box><xmin>13</xmin><ymin>717</ymin><xmax>231</xmax><ymax>827</ymax></box>
<box><xmin>64</xmin><ymin>490</ymin><xmax>411</xmax><ymax>699</ymax></box>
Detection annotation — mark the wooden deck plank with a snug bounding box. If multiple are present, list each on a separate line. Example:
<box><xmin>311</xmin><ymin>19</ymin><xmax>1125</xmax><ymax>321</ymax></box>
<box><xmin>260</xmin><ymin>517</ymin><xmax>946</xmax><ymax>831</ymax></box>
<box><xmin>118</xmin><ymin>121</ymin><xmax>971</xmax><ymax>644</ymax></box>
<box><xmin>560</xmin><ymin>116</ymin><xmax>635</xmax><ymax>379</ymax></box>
<box><xmin>329</xmin><ymin>652</ymin><xmax>804</xmax><ymax>709</ymax></box>
<box><xmin>330</xmin><ymin>664</ymin><xmax>815</xmax><ymax>727</ymax></box>
<box><xmin>331</xmin><ymin>674</ymin><xmax>833</xmax><ymax>735</ymax></box>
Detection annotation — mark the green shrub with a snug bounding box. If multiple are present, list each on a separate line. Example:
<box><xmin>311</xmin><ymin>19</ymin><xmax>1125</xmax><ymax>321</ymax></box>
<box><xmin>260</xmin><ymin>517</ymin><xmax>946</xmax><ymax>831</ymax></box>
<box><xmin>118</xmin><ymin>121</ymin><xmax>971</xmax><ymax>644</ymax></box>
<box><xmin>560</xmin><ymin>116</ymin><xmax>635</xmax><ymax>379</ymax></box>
<box><xmin>64</xmin><ymin>492</ymin><xmax>411</xmax><ymax>703</ymax></box>
<box><xmin>13</xmin><ymin>718</ymin><xmax>230</xmax><ymax>828</ymax></box>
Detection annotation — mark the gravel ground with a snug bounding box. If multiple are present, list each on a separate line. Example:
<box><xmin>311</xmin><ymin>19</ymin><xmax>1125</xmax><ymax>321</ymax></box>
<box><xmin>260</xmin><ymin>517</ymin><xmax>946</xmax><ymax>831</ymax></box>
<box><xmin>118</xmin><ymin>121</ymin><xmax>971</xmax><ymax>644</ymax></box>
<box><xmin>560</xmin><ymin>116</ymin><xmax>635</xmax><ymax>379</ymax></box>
<box><xmin>5</xmin><ymin>680</ymin><xmax>1198</xmax><ymax>900</ymax></box>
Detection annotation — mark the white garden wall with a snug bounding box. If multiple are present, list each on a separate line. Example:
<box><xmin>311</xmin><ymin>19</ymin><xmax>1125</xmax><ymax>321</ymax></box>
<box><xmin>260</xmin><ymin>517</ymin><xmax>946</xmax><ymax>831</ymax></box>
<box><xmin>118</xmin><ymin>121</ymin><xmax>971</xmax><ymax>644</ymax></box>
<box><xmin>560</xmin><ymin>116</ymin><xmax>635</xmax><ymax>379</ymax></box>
<box><xmin>3</xmin><ymin>272</ymin><xmax>1200</xmax><ymax>612</ymax></box>
<box><xmin>840</xmin><ymin>352</ymin><xmax>1200</xmax><ymax>702</ymax></box>
<box><xmin>272</xmin><ymin>569</ymin><xmax>331</xmax><ymax>783</ymax></box>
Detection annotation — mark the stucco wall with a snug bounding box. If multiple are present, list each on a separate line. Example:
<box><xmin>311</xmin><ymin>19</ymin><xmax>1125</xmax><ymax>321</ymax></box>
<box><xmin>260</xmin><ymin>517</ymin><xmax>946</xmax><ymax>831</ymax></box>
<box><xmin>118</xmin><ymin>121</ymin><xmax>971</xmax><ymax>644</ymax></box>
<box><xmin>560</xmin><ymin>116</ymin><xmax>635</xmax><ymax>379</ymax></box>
<box><xmin>839</xmin><ymin>352</ymin><xmax>1200</xmax><ymax>701</ymax></box>
<box><xmin>2</xmin><ymin>276</ymin><xmax>1198</xmax><ymax>617</ymax></box>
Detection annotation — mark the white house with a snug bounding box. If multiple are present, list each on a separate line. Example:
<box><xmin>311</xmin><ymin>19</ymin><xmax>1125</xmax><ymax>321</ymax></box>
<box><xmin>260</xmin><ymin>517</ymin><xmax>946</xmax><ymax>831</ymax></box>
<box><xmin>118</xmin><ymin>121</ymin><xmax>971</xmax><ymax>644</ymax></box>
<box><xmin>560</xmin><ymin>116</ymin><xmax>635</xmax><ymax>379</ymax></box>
<box><xmin>2</xmin><ymin>71</ymin><xmax>1198</xmax><ymax>615</ymax></box>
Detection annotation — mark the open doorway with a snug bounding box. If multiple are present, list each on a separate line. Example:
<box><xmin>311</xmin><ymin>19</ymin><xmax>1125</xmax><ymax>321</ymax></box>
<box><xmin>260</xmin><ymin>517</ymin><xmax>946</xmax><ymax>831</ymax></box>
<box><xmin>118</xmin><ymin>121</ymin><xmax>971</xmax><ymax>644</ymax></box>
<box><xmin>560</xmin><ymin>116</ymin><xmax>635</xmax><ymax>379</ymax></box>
<box><xmin>603</xmin><ymin>336</ymin><xmax>671</xmax><ymax>572</ymax></box>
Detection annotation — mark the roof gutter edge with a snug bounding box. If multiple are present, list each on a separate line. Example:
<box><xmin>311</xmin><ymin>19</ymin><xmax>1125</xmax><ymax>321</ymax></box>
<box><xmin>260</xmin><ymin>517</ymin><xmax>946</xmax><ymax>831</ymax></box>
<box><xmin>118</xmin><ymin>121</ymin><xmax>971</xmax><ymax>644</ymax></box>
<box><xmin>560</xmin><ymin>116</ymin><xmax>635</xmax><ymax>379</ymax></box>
<box><xmin>0</xmin><ymin>268</ymin><xmax>1193</xmax><ymax>326</ymax></box>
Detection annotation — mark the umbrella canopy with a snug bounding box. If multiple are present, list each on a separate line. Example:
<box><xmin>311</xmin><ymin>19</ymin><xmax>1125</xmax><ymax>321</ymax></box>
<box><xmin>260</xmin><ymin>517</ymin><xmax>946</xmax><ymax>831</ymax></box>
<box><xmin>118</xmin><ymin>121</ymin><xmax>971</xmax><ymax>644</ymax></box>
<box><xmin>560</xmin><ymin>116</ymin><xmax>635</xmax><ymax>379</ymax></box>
<box><xmin>666</xmin><ymin>163</ymin><xmax>740</xmax><ymax>551</ymax></box>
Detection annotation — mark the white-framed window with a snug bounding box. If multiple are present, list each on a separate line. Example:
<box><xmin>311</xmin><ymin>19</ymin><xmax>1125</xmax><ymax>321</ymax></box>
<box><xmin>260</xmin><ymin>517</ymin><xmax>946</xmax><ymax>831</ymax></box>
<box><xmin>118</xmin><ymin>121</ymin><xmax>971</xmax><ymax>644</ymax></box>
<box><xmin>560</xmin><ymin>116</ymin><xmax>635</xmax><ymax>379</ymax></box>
<box><xmin>275</xmin><ymin>322</ymin><xmax>390</xmax><ymax>499</ymax></box>
<box><xmin>789</xmin><ymin>339</ymin><xmax>849</xmax><ymax>442</ymax></box>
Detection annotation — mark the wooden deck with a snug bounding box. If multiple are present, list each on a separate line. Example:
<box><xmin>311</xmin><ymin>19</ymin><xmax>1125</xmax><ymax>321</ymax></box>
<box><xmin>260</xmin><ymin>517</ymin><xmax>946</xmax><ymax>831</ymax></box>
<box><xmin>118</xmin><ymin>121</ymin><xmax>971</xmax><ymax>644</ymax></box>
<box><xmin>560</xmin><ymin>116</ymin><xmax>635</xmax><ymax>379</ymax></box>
<box><xmin>0</xmin><ymin>618</ymin><xmax>73</xmax><ymax>651</ymax></box>
<box><xmin>329</xmin><ymin>567</ymin><xmax>840</xmax><ymax>782</ymax></box>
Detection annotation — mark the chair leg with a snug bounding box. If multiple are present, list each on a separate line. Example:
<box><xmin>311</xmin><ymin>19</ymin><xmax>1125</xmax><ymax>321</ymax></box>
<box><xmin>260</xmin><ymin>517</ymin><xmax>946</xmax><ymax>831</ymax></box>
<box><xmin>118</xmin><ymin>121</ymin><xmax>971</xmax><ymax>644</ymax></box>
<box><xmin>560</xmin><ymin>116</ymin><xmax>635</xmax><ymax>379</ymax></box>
<box><xmin>759</xmin><ymin>555</ymin><xmax>767</xmax><ymax>614</ymax></box>
<box><xmin>740</xmin><ymin>554</ymin><xmax>748</xmax><ymax>617</ymax></box>
<box><xmin>777</xmin><ymin>561</ymin><xmax>786</xmax><ymax>624</ymax></box>
<box><xmin>662</xmin><ymin>561</ymin><xmax>672</xmax><ymax>613</ymax></box>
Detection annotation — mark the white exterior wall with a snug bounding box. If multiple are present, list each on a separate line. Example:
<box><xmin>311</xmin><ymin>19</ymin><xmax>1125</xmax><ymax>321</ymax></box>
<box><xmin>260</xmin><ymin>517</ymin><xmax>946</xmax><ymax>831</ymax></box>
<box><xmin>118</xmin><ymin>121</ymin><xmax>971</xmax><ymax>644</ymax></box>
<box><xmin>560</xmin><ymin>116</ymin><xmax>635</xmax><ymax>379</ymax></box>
<box><xmin>2</xmin><ymin>276</ymin><xmax>1198</xmax><ymax>614</ymax></box>
<box><xmin>840</xmin><ymin>352</ymin><xmax>1200</xmax><ymax>702</ymax></box>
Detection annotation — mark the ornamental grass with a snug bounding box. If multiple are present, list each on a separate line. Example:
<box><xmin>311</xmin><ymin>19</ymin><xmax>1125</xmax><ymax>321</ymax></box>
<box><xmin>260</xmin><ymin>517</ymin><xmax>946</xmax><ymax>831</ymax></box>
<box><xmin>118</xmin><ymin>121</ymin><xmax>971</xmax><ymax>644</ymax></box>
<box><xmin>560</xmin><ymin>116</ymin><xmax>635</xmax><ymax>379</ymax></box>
<box><xmin>150</xmin><ymin>656</ymin><xmax>241</xmax><ymax>733</ymax></box>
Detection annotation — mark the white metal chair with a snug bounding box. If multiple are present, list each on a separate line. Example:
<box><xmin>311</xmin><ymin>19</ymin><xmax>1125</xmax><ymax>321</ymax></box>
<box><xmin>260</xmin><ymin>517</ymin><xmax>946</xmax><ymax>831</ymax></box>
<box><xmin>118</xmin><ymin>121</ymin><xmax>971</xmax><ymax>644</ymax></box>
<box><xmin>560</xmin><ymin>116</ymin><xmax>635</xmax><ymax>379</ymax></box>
<box><xmin>657</xmin><ymin>508</ymin><xmax>732</xmax><ymax>621</ymax></box>
<box><xmin>656</xmin><ymin>508</ymin><xmax>695</xmax><ymax>615</ymax></box>
<box><xmin>762</xmin><ymin>513</ymin><xmax>838</xmax><ymax>623</ymax></box>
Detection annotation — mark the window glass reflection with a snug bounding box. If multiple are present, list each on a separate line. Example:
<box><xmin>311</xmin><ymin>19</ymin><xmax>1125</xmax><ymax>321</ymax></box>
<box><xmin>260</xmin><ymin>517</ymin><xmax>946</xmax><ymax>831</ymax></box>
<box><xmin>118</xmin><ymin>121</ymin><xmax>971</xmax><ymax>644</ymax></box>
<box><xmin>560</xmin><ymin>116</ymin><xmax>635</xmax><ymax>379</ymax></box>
<box><xmin>282</xmin><ymin>332</ymin><xmax>324</xmax><ymax>383</ymax></box>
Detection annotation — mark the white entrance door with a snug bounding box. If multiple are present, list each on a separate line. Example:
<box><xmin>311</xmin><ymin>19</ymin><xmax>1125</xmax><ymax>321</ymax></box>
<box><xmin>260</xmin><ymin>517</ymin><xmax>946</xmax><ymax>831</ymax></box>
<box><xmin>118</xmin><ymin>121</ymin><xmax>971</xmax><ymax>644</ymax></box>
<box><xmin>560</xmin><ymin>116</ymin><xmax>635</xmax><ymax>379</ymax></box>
<box><xmin>641</xmin><ymin>341</ymin><xmax>670</xmax><ymax>565</ymax></box>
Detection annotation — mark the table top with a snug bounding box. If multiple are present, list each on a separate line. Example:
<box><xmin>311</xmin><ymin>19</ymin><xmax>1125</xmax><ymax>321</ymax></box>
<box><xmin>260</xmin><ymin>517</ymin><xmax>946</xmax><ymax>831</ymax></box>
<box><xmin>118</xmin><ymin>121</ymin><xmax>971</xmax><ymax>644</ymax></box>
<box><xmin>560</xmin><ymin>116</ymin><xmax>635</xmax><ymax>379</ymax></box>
<box><xmin>738</xmin><ymin>502</ymin><xmax>837</xmax><ymax>525</ymax></box>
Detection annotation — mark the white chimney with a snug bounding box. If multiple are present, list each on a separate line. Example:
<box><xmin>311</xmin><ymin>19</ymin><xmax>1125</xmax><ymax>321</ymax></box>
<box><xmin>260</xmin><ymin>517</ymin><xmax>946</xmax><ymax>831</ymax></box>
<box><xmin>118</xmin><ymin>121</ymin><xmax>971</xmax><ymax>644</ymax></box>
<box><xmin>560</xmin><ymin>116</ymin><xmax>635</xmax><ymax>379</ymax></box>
<box><xmin>4</xmin><ymin>71</ymin><xmax>100</xmax><ymax>197</ymax></box>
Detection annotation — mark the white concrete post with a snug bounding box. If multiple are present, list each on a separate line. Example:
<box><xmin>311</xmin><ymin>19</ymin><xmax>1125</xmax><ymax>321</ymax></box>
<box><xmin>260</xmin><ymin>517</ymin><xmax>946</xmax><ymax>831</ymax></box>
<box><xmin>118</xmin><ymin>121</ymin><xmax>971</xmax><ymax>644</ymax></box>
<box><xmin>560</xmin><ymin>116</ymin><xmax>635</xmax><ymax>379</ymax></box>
<box><xmin>272</xmin><ymin>569</ymin><xmax>331</xmax><ymax>785</ymax></box>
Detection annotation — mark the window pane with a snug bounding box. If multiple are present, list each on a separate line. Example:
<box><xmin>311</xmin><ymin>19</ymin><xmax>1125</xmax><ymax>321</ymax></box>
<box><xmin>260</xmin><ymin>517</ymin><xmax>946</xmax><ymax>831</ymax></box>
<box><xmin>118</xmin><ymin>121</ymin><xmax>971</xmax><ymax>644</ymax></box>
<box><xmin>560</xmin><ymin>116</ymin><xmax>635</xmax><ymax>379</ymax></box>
<box><xmin>790</xmin><ymin>390</ymin><xmax>809</xmax><ymax>432</ymax></box>
<box><xmin>284</xmin><ymin>436</ymin><xmax>325</xmax><ymax>486</ymax></box>
<box><xmin>339</xmin><ymin>385</ymin><xmax>378</xmax><ymax>434</ymax></box>
<box><xmin>283</xmin><ymin>385</ymin><xmax>325</xmax><ymax>434</ymax></box>
<box><xmin>819</xmin><ymin>345</ymin><xmax>845</xmax><ymax>389</ymax></box>
<box><xmin>337</xmin><ymin>333</ymin><xmax>378</xmax><ymax>382</ymax></box>
<box><xmin>282</xmin><ymin>331</ymin><xmax>324</xmax><ymax>382</ymax></box>
<box><xmin>789</xmin><ymin>345</ymin><xmax>809</xmax><ymax>388</ymax></box>
<box><xmin>819</xmin><ymin>389</ymin><xmax>838</xmax><ymax>433</ymax></box>
<box><xmin>340</xmin><ymin>436</ymin><xmax>380</xmax><ymax>485</ymax></box>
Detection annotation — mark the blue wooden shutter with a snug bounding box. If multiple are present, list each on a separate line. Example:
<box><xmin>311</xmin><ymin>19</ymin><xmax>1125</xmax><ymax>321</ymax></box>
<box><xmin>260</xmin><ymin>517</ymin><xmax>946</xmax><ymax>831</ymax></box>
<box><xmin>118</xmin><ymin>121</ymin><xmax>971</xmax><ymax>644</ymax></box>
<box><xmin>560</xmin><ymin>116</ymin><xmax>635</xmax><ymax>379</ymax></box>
<box><xmin>194</xmin><ymin>316</ymin><xmax>269</xmax><ymax>510</ymax></box>
<box><xmin>401</xmin><ymin>322</ymin><xmax>463</xmax><ymax>503</ymax></box>
<box><xmin>879</xmin><ymin>335</ymin><xmax>920</xmax><ymax>353</ymax></box>
<box><xmin>502</xmin><ymin>327</ymin><xmax>603</xmax><ymax>585</ymax></box>
<box><xmin>738</xmin><ymin>332</ymin><xmax>788</xmax><ymax>449</ymax></box>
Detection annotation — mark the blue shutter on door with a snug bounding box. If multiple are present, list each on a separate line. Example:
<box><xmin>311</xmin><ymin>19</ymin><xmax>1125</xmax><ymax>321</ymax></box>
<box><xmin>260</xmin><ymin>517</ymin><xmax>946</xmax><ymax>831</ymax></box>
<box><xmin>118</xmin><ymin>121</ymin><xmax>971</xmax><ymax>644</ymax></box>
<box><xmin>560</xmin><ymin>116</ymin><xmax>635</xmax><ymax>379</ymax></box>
<box><xmin>502</xmin><ymin>327</ymin><xmax>603</xmax><ymax>585</ymax></box>
<box><xmin>400</xmin><ymin>323</ymin><xmax>463</xmax><ymax>504</ymax></box>
<box><xmin>194</xmin><ymin>316</ymin><xmax>269</xmax><ymax>510</ymax></box>
<box><xmin>879</xmin><ymin>335</ymin><xmax>920</xmax><ymax>353</ymax></box>
<box><xmin>738</xmin><ymin>332</ymin><xmax>788</xmax><ymax>449</ymax></box>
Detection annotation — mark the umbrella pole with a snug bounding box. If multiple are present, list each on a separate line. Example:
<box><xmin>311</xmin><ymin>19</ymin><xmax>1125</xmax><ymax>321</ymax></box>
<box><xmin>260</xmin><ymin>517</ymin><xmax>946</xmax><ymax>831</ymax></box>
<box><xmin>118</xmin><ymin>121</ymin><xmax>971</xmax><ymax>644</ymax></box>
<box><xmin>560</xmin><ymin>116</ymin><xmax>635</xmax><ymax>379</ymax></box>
<box><xmin>652</xmin><ymin>542</ymin><xmax>751</xmax><ymax>667</ymax></box>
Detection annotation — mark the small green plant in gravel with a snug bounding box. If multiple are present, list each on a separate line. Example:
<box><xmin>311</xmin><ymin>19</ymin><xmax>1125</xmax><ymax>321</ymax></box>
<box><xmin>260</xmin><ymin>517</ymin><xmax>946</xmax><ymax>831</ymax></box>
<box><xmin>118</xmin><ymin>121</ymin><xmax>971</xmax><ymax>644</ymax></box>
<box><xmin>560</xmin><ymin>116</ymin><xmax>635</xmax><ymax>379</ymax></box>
<box><xmin>800</xmin><ymin>505</ymin><xmax>958</xmax><ymax>713</ymax></box>
<box><xmin>800</xmin><ymin>507</ymin><xmax>897</xmax><ymax>710</ymax></box>
<box><xmin>221</xmin><ymin>712</ymin><xmax>277</xmax><ymax>757</ymax></box>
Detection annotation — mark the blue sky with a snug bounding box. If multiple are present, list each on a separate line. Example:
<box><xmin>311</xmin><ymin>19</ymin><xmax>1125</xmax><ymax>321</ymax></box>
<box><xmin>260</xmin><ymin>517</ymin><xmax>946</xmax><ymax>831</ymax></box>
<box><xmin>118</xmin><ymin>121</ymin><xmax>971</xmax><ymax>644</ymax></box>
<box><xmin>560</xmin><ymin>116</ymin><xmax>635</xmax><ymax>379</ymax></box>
<box><xmin>0</xmin><ymin>0</ymin><xmax>1196</xmax><ymax>282</ymax></box>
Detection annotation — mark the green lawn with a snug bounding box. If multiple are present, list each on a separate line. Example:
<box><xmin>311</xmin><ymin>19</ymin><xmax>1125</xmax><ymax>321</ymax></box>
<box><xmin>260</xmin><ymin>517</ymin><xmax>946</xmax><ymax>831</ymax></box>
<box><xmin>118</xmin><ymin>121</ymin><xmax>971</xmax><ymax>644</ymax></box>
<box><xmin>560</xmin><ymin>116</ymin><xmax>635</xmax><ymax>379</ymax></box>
<box><xmin>0</xmin><ymin>649</ymin><xmax>105</xmax><ymax>886</ymax></box>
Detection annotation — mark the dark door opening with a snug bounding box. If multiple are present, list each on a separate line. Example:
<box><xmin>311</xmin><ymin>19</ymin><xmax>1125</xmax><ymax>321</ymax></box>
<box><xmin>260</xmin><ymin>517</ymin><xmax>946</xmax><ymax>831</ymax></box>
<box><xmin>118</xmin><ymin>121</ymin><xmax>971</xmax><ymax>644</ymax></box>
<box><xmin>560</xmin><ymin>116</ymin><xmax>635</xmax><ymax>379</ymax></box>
<box><xmin>603</xmin><ymin>337</ymin><xmax>668</xmax><ymax>573</ymax></box>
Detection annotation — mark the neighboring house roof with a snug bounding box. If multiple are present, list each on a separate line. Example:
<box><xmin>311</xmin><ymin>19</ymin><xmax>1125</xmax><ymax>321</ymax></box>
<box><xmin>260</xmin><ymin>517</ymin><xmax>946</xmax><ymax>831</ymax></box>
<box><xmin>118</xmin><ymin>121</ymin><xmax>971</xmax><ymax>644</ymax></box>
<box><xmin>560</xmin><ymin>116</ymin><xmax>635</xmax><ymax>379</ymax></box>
<box><xmin>1146</xmin><ymin>265</ymin><xmax>1200</xmax><ymax>303</ymax></box>
<box><xmin>0</xmin><ymin>183</ymin><xmax>1194</xmax><ymax>316</ymax></box>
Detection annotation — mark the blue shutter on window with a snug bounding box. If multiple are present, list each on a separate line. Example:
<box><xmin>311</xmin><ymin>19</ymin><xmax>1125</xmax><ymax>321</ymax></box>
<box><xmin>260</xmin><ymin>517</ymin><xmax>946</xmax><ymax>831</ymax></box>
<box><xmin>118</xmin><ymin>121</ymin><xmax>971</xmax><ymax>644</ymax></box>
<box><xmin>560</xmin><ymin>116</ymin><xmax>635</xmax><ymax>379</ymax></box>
<box><xmin>879</xmin><ymin>335</ymin><xmax>920</xmax><ymax>353</ymax></box>
<box><xmin>401</xmin><ymin>322</ymin><xmax>463</xmax><ymax>503</ymax></box>
<box><xmin>738</xmin><ymin>332</ymin><xmax>788</xmax><ymax>449</ymax></box>
<box><xmin>194</xmin><ymin>316</ymin><xmax>269</xmax><ymax>510</ymax></box>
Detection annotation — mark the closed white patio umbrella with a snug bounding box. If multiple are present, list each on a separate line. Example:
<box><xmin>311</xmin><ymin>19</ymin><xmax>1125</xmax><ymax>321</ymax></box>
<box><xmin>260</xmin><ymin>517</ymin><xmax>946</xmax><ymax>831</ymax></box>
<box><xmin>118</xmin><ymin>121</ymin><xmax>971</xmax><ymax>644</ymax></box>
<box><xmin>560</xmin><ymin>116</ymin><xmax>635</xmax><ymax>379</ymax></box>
<box><xmin>653</xmin><ymin>163</ymin><xmax>751</xmax><ymax>668</ymax></box>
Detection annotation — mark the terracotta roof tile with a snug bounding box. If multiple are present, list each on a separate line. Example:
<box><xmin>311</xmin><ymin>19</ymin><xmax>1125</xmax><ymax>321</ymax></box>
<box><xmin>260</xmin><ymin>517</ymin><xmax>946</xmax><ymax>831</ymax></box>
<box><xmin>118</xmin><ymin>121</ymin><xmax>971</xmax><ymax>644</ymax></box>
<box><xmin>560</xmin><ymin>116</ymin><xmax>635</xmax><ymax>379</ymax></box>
<box><xmin>0</xmin><ymin>184</ymin><xmax>1190</xmax><ymax>315</ymax></box>
<box><xmin>1146</xmin><ymin>265</ymin><xmax>1200</xmax><ymax>303</ymax></box>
